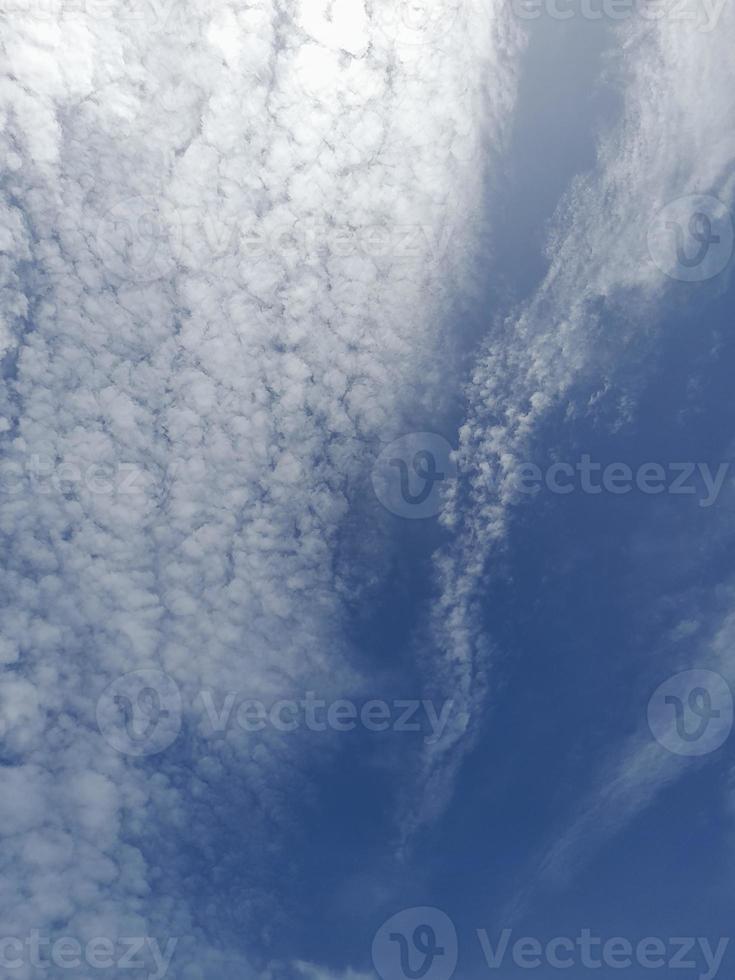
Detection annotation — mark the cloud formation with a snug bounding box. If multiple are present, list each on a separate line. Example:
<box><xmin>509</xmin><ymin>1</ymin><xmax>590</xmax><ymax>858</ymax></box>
<box><xmin>0</xmin><ymin>0</ymin><xmax>525</xmax><ymax>971</ymax></box>
<box><xmin>408</xmin><ymin>11</ymin><xmax>735</xmax><ymax>842</ymax></box>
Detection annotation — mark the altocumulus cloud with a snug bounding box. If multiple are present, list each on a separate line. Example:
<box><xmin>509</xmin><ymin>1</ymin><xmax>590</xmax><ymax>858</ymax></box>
<box><xmin>0</xmin><ymin>0</ymin><xmax>526</xmax><ymax>974</ymax></box>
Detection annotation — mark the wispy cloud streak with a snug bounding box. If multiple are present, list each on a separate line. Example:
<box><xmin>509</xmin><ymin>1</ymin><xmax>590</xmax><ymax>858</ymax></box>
<box><xmin>407</xmin><ymin>12</ymin><xmax>735</xmax><ymax>844</ymax></box>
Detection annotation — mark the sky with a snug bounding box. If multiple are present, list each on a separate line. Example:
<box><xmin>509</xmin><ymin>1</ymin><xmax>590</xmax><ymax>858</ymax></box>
<box><xmin>1</xmin><ymin>1</ymin><xmax>735</xmax><ymax>978</ymax></box>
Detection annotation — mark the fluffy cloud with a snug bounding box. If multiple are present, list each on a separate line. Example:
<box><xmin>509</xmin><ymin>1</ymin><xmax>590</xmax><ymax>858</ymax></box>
<box><xmin>0</xmin><ymin>0</ymin><xmax>523</xmax><ymax>971</ymax></box>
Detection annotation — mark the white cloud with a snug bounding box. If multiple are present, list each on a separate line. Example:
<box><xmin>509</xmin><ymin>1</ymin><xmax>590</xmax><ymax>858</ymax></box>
<box><xmin>0</xmin><ymin>0</ymin><xmax>524</xmax><ymax>970</ymax></box>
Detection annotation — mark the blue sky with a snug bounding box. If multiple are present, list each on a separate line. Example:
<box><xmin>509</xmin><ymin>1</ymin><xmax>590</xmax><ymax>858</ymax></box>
<box><xmin>2</xmin><ymin>3</ymin><xmax>735</xmax><ymax>980</ymax></box>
